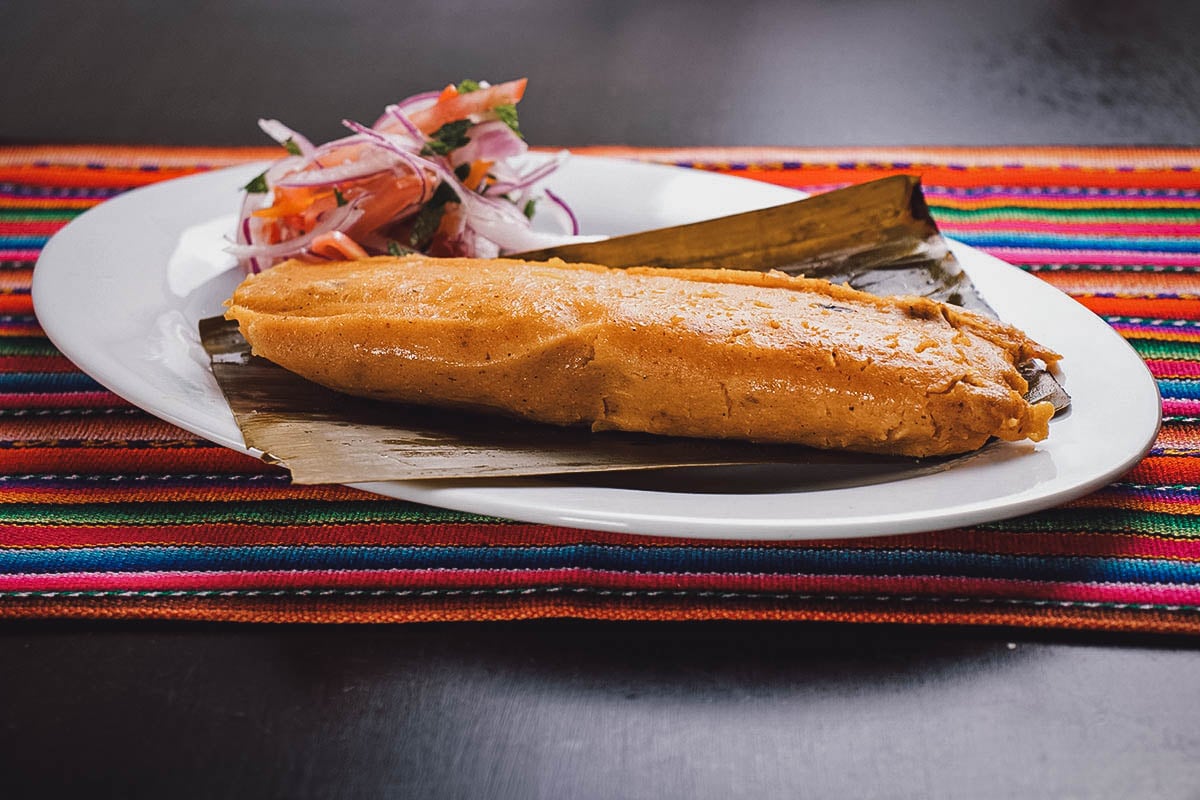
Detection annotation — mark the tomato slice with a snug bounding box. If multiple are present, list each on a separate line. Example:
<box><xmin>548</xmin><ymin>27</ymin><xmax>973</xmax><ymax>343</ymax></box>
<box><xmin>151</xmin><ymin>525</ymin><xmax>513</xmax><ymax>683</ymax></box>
<box><xmin>344</xmin><ymin>172</ymin><xmax>428</xmax><ymax>240</ymax></box>
<box><xmin>408</xmin><ymin>78</ymin><xmax>527</xmax><ymax>134</ymax></box>
<box><xmin>311</xmin><ymin>231</ymin><xmax>369</xmax><ymax>260</ymax></box>
<box><xmin>314</xmin><ymin>142</ymin><xmax>367</xmax><ymax>168</ymax></box>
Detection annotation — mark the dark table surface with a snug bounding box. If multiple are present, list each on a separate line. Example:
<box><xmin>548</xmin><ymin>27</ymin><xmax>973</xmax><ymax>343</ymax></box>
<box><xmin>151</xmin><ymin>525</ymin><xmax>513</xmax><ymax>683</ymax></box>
<box><xmin>3</xmin><ymin>2</ymin><xmax>1200</xmax><ymax>798</ymax></box>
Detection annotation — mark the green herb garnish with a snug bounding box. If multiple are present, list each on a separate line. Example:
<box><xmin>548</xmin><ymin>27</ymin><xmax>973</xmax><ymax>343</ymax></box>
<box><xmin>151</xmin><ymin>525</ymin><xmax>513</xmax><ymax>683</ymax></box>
<box><xmin>283</xmin><ymin>138</ymin><xmax>303</xmax><ymax>156</ymax></box>
<box><xmin>408</xmin><ymin>182</ymin><xmax>461</xmax><ymax>248</ymax></box>
<box><xmin>334</xmin><ymin>188</ymin><xmax>347</xmax><ymax>207</ymax></box>
<box><xmin>408</xmin><ymin>206</ymin><xmax>445</xmax><ymax>248</ymax></box>
<box><xmin>523</xmin><ymin>199</ymin><xmax>537</xmax><ymax>219</ymax></box>
<box><xmin>428</xmin><ymin>181</ymin><xmax>460</xmax><ymax>206</ymax></box>
<box><xmin>493</xmin><ymin>104</ymin><xmax>522</xmax><ymax>138</ymax></box>
<box><xmin>243</xmin><ymin>172</ymin><xmax>269</xmax><ymax>193</ymax></box>
<box><xmin>421</xmin><ymin>119</ymin><xmax>472</xmax><ymax>156</ymax></box>
<box><xmin>387</xmin><ymin>240</ymin><xmax>415</xmax><ymax>257</ymax></box>
<box><xmin>456</xmin><ymin>79</ymin><xmax>482</xmax><ymax>94</ymax></box>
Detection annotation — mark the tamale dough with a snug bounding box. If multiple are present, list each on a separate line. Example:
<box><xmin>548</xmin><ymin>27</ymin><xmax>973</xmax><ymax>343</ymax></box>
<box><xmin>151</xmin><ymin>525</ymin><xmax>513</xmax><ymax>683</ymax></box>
<box><xmin>225</xmin><ymin>255</ymin><xmax>1058</xmax><ymax>457</ymax></box>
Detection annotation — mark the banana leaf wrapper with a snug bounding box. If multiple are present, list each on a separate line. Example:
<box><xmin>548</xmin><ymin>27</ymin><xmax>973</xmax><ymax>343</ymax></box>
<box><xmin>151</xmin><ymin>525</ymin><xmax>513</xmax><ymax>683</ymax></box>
<box><xmin>201</xmin><ymin>174</ymin><xmax>1067</xmax><ymax>485</ymax></box>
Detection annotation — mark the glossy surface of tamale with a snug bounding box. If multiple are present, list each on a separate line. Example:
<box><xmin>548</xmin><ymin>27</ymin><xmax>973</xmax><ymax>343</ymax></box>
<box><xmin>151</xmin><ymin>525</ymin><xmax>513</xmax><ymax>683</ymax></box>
<box><xmin>519</xmin><ymin>174</ymin><xmax>1068</xmax><ymax>412</ymax></box>
<box><xmin>205</xmin><ymin>175</ymin><xmax>1065</xmax><ymax>484</ymax></box>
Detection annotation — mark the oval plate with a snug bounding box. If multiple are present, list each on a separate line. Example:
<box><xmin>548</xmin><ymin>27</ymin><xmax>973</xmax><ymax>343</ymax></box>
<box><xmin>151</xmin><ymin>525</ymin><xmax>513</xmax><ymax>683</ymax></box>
<box><xmin>33</xmin><ymin>155</ymin><xmax>1160</xmax><ymax>540</ymax></box>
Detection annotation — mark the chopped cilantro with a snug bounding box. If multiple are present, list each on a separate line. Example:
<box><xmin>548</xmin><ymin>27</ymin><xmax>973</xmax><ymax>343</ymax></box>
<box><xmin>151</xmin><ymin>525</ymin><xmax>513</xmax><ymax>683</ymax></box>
<box><xmin>283</xmin><ymin>138</ymin><xmax>303</xmax><ymax>156</ymax></box>
<box><xmin>408</xmin><ymin>182</ymin><xmax>461</xmax><ymax>248</ymax></box>
<box><xmin>456</xmin><ymin>79</ymin><xmax>483</xmax><ymax>94</ymax></box>
<box><xmin>334</xmin><ymin>188</ymin><xmax>347</xmax><ymax>207</ymax></box>
<box><xmin>408</xmin><ymin>205</ymin><xmax>446</xmax><ymax>248</ymax></box>
<box><xmin>493</xmin><ymin>104</ymin><xmax>522</xmax><ymax>138</ymax></box>
<box><xmin>243</xmin><ymin>171</ymin><xmax>269</xmax><ymax>193</ymax></box>
<box><xmin>523</xmin><ymin>199</ymin><xmax>537</xmax><ymax>219</ymax></box>
<box><xmin>387</xmin><ymin>240</ymin><xmax>415</xmax><ymax>257</ymax></box>
<box><xmin>429</xmin><ymin>181</ymin><xmax>460</xmax><ymax>206</ymax></box>
<box><xmin>420</xmin><ymin>119</ymin><xmax>472</xmax><ymax>156</ymax></box>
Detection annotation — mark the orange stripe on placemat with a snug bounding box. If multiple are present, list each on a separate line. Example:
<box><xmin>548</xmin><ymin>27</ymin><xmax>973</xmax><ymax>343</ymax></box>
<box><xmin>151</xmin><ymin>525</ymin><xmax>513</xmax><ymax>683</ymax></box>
<box><xmin>0</xmin><ymin>146</ymin><xmax>275</xmax><ymax>188</ymax></box>
<box><xmin>728</xmin><ymin>165</ymin><xmax>1200</xmax><ymax>192</ymax></box>
<box><xmin>1</xmin><ymin>594</ymin><xmax>1198</xmax><ymax>633</ymax></box>
<box><xmin>569</xmin><ymin>145</ymin><xmax>1200</xmax><ymax>170</ymax></box>
<box><xmin>0</xmin><ymin>145</ymin><xmax>279</xmax><ymax>168</ymax></box>
<box><xmin>2</xmin><ymin>522</ymin><xmax>1198</xmax><ymax>564</ymax></box>
<box><xmin>0</xmin><ymin>198</ymin><xmax>102</xmax><ymax>211</ymax></box>
<box><xmin>0</xmin><ymin>323</ymin><xmax>45</xmax><ymax>338</ymax></box>
<box><xmin>1033</xmin><ymin>271</ymin><xmax>1200</xmax><ymax>296</ymax></box>
<box><xmin>0</xmin><ymin>295</ymin><xmax>34</xmax><ymax>315</ymax></box>
<box><xmin>567</xmin><ymin>146</ymin><xmax>1200</xmax><ymax>189</ymax></box>
<box><xmin>0</xmin><ymin>270</ymin><xmax>34</xmax><ymax>291</ymax></box>
<box><xmin>0</xmin><ymin>166</ymin><xmax>214</xmax><ymax>189</ymax></box>
<box><xmin>1123</xmin><ymin>457</ymin><xmax>1200</xmax><ymax>485</ymax></box>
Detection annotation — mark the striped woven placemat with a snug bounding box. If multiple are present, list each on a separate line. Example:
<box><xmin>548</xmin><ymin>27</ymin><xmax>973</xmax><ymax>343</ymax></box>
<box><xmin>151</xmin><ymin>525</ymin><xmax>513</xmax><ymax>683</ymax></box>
<box><xmin>2</xmin><ymin>145</ymin><xmax>1198</xmax><ymax>632</ymax></box>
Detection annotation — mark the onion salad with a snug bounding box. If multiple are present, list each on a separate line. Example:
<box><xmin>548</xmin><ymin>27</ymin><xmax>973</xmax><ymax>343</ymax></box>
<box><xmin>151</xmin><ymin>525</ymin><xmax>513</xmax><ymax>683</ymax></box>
<box><xmin>228</xmin><ymin>78</ymin><xmax>588</xmax><ymax>273</ymax></box>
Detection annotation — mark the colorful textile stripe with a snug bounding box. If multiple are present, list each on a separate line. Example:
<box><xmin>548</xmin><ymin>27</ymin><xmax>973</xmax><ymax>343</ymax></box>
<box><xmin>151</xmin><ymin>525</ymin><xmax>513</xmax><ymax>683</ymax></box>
<box><xmin>3</xmin><ymin>145</ymin><xmax>1199</xmax><ymax>633</ymax></box>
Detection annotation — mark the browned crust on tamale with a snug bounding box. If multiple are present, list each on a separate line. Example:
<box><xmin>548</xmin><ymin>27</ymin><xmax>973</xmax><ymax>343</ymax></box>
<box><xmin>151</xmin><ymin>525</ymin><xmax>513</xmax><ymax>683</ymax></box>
<box><xmin>225</xmin><ymin>255</ymin><xmax>1058</xmax><ymax>457</ymax></box>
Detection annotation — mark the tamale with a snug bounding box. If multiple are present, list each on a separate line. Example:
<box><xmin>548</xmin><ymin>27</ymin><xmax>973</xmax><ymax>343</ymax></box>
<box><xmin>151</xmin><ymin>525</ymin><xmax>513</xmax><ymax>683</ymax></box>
<box><xmin>204</xmin><ymin>175</ymin><xmax>1066</xmax><ymax>484</ymax></box>
<box><xmin>226</xmin><ymin>256</ymin><xmax>1056</xmax><ymax>456</ymax></box>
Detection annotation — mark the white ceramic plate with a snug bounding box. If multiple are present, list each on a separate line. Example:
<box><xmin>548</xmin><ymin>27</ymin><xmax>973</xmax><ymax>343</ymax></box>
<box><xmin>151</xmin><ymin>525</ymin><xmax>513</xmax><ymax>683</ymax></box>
<box><xmin>33</xmin><ymin>155</ymin><xmax>1160</xmax><ymax>540</ymax></box>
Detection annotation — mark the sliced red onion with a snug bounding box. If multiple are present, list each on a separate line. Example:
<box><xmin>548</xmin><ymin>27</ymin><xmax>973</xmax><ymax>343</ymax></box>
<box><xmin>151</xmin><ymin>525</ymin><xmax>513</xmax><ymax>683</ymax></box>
<box><xmin>378</xmin><ymin>104</ymin><xmax>427</xmax><ymax>144</ymax></box>
<box><xmin>258</xmin><ymin>119</ymin><xmax>316</xmax><ymax>158</ymax></box>
<box><xmin>486</xmin><ymin>151</ymin><xmax>567</xmax><ymax>195</ymax></box>
<box><xmin>264</xmin><ymin>155</ymin><xmax>305</xmax><ymax>182</ymax></box>
<box><xmin>276</xmin><ymin>148</ymin><xmax>396</xmax><ymax>188</ymax></box>
<box><xmin>465</xmin><ymin>188</ymin><xmax>575</xmax><ymax>249</ymax></box>
<box><xmin>342</xmin><ymin>121</ymin><xmax>451</xmax><ymax>204</ymax></box>
<box><xmin>226</xmin><ymin>202</ymin><xmax>363</xmax><ymax>260</ymax></box>
<box><xmin>472</xmin><ymin>190</ymin><xmax>534</xmax><ymax>223</ymax></box>
<box><xmin>372</xmin><ymin>90</ymin><xmax>439</xmax><ymax>128</ymax></box>
<box><xmin>235</xmin><ymin>157</ymin><xmax>303</xmax><ymax>273</ymax></box>
<box><xmin>543</xmin><ymin>188</ymin><xmax>580</xmax><ymax>235</ymax></box>
<box><xmin>396</xmin><ymin>90</ymin><xmax>440</xmax><ymax>110</ymax></box>
<box><xmin>239</xmin><ymin>216</ymin><xmax>261</xmax><ymax>274</ymax></box>
<box><xmin>467</xmin><ymin>214</ymin><xmax>586</xmax><ymax>252</ymax></box>
<box><xmin>450</xmin><ymin>120</ymin><xmax>528</xmax><ymax>167</ymax></box>
<box><xmin>485</xmin><ymin>160</ymin><xmax>520</xmax><ymax>186</ymax></box>
<box><xmin>236</xmin><ymin>182</ymin><xmax>270</xmax><ymax>236</ymax></box>
<box><xmin>310</xmin><ymin>133</ymin><xmax>374</xmax><ymax>157</ymax></box>
<box><xmin>467</xmin><ymin>229</ymin><xmax>500</xmax><ymax>259</ymax></box>
<box><xmin>452</xmin><ymin>173</ymin><xmax>586</xmax><ymax>255</ymax></box>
